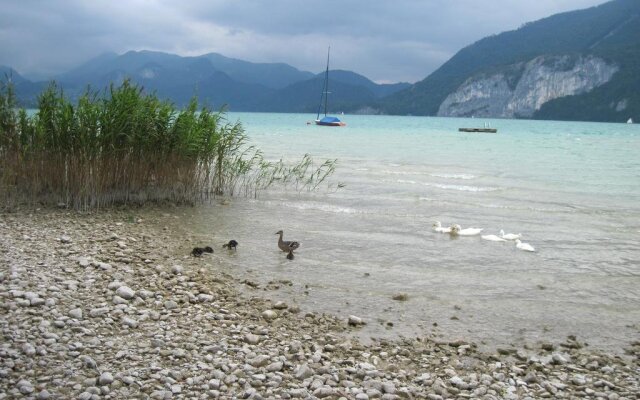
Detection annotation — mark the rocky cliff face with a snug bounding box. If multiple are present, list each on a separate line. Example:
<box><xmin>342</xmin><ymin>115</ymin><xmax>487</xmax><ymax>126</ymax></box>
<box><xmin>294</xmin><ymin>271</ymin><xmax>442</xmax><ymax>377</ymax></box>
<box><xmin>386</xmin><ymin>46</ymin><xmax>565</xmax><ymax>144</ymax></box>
<box><xmin>437</xmin><ymin>55</ymin><xmax>618</xmax><ymax>118</ymax></box>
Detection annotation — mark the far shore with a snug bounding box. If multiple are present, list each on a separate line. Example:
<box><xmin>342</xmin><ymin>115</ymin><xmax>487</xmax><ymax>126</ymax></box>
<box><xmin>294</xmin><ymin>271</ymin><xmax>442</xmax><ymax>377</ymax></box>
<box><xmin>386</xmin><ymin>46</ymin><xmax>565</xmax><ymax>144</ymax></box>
<box><xmin>0</xmin><ymin>206</ymin><xmax>638</xmax><ymax>399</ymax></box>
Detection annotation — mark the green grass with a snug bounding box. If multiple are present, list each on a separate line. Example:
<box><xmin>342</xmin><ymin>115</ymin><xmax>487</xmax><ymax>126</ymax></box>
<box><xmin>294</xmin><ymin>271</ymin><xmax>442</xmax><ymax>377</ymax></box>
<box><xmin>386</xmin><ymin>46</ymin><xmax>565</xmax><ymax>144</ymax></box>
<box><xmin>0</xmin><ymin>80</ymin><xmax>337</xmax><ymax>210</ymax></box>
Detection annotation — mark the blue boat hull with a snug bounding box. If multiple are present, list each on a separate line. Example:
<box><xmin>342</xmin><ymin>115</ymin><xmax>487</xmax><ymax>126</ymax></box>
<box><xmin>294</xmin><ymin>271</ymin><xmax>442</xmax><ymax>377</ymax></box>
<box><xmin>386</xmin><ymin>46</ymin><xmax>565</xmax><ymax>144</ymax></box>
<box><xmin>315</xmin><ymin>116</ymin><xmax>346</xmax><ymax>127</ymax></box>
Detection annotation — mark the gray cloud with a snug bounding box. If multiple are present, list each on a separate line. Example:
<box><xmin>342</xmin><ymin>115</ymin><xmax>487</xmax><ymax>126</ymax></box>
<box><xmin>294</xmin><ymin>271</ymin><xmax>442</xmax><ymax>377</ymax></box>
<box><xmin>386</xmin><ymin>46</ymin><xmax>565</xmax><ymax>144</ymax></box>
<box><xmin>0</xmin><ymin>0</ymin><xmax>607</xmax><ymax>83</ymax></box>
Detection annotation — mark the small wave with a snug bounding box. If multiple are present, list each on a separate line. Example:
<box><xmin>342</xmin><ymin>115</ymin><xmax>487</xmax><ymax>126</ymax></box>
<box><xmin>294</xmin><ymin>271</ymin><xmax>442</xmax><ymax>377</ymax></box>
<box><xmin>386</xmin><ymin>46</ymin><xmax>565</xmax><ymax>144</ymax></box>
<box><xmin>433</xmin><ymin>183</ymin><xmax>499</xmax><ymax>192</ymax></box>
<box><xmin>381</xmin><ymin>170</ymin><xmax>428</xmax><ymax>176</ymax></box>
<box><xmin>283</xmin><ymin>202</ymin><xmax>361</xmax><ymax>214</ymax></box>
<box><xmin>397</xmin><ymin>179</ymin><xmax>499</xmax><ymax>192</ymax></box>
<box><xmin>430</xmin><ymin>173</ymin><xmax>476</xmax><ymax>180</ymax></box>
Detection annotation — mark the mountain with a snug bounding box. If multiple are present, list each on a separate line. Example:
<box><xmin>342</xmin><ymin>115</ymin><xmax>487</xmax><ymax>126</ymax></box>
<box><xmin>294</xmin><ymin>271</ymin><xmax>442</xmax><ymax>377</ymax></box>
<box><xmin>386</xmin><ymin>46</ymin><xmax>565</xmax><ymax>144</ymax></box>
<box><xmin>3</xmin><ymin>50</ymin><xmax>407</xmax><ymax>112</ymax></box>
<box><xmin>201</xmin><ymin>53</ymin><xmax>314</xmax><ymax>89</ymax></box>
<box><xmin>0</xmin><ymin>66</ymin><xmax>47</xmax><ymax>105</ymax></box>
<box><xmin>383</xmin><ymin>0</ymin><xmax>640</xmax><ymax>122</ymax></box>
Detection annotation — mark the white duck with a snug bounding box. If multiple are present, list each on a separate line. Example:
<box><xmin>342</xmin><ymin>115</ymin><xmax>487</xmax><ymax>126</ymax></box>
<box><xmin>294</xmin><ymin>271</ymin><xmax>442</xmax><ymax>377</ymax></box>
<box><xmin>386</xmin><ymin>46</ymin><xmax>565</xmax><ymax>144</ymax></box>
<box><xmin>500</xmin><ymin>229</ymin><xmax>522</xmax><ymax>240</ymax></box>
<box><xmin>432</xmin><ymin>221</ymin><xmax>452</xmax><ymax>234</ymax></box>
<box><xmin>515</xmin><ymin>239</ymin><xmax>535</xmax><ymax>252</ymax></box>
<box><xmin>450</xmin><ymin>224</ymin><xmax>483</xmax><ymax>236</ymax></box>
<box><xmin>481</xmin><ymin>234</ymin><xmax>507</xmax><ymax>242</ymax></box>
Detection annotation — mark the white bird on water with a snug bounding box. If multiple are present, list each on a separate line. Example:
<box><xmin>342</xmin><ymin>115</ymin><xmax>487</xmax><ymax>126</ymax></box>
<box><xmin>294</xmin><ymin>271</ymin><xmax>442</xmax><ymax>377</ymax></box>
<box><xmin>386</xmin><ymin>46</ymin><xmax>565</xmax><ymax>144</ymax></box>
<box><xmin>450</xmin><ymin>224</ymin><xmax>483</xmax><ymax>236</ymax></box>
<box><xmin>500</xmin><ymin>229</ymin><xmax>522</xmax><ymax>240</ymax></box>
<box><xmin>481</xmin><ymin>234</ymin><xmax>507</xmax><ymax>242</ymax></box>
<box><xmin>515</xmin><ymin>239</ymin><xmax>535</xmax><ymax>252</ymax></box>
<box><xmin>432</xmin><ymin>221</ymin><xmax>452</xmax><ymax>233</ymax></box>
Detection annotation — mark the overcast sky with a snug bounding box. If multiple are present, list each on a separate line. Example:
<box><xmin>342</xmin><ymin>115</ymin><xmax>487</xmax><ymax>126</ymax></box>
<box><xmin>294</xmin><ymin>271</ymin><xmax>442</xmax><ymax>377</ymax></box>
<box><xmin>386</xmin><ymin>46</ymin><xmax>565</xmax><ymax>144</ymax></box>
<box><xmin>0</xmin><ymin>0</ymin><xmax>608</xmax><ymax>83</ymax></box>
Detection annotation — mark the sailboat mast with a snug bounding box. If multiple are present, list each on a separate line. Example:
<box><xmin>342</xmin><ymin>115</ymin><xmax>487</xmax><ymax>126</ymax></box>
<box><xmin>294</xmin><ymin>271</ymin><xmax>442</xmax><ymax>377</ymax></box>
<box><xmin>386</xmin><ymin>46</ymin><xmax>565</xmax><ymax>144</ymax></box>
<box><xmin>323</xmin><ymin>47</ymin><xmax>330</xmax><ymax>116</ymax></box>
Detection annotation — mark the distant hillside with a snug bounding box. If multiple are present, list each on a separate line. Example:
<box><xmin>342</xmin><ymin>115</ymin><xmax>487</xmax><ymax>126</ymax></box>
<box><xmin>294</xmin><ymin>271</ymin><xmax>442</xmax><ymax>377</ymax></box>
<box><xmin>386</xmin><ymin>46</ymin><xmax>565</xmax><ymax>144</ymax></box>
<box><xmin>3</xmin><ymin>50</ymin><xmax>408</xmax><ymax>112</ymax></box>
<box><xmin>383</xmin><ymin>0</ymin><xmax>640</xmax><ymax>122</ymax></box>
<box><xmin>0</xmin><ymin>66</ymin><xmax>47</xmax><ymax>105</ymax></box>
<box><xmin>201</xmin><ymin>53</ymin><xmax>314</xmax><ymax>89</ymax></box>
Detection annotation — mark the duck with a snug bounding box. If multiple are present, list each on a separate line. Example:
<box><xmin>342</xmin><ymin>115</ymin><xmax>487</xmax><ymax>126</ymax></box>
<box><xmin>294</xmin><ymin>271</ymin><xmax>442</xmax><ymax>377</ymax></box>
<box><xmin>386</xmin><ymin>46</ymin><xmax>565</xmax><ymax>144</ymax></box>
<box><xmin>223</xmin><ymin>240</ymin><xmax>238</xmax><ymax>250</ymax></box>
<box><xmin>432</xmin><ymin>221</ymin><xmax>452</xmax><ymax>234</ymax></box>
<box><xmin>500</xmin><ymin>229</ymin><xmax>521</xmax><ymax>240</ymax></box>
<box><xmin>481</xmin><ymin>234</ymin><xmax>507</xmax><ymax>242</ymax></box>
<box><xmin>450</xmin><ymin>224</ymin><xmax>483</xmax><ymax>236</ymax></box>
<box><xmin>286</xmin><ymin>250</ymin><xmax>294</xmax><ymax>260</ymax></box>
<box><xmin>515</xmin><ymin>239</ymin><xmax>535</xmax><ymax>252</ymax></box>
<box><xmin>275</xmin><ymin>230</ymin><xmax>300</xmax><ymax>253</ymax></box>
<box><xmin>191</xmin><ymin>246</ymin><xmax>213</xmax><ymax>257</ymax></box>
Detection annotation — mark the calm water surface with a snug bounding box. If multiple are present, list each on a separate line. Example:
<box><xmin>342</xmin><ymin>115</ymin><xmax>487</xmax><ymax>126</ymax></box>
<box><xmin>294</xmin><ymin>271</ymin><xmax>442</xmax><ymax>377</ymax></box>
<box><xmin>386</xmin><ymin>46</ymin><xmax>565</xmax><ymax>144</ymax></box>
<box><xmin>183</xmin><ymin>113</ymin><xmax>640</xmax><ymax>351</ymax></box>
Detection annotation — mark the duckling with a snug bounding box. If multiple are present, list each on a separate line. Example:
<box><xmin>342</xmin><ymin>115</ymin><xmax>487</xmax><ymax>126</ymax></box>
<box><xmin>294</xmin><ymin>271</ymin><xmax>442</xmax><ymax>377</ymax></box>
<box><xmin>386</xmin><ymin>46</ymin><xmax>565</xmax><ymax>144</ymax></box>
<box><xmin>481</xmin><ymin>234</ymin><xmax>507</xmax><ymax>242</ymax></box>
<box><xmin>286</xmin><ymin>250</ymin><xmax>294</xmax><ymax>260</ymax></box>
<box><xmin>275</xmin><ymin>230</ymin><xmax>300</xmax><ymax>252</ymax></box>
<box><xmin>500</xmin><ymin>229</ymin><xmax>522</xmax><ymax>240</ymax></box>
<box><xmin>450</xmin><ymin>224</ymin><xmax>483</xmax><ymax>236</ymax></box>
<box><xmin>191</xmin><ymin>247</ymin><xmax>204</xmax><ymax>257</ymax></box>
<box><xmin>203</xmin><ymin>246</ymin><xmax>214</xmax><ymax>253</ymax></box>
<box><xmin>515</xmin><ymin>239</ymin><xmax>535</xmax><ymax>252</ymax></box>
<box><xmin>223</xmin><ymin>240</ymin><xmax>238</xmax><ymax>250</ymax></box>
<box><xmin>432</xmin><ymin>221</ymin><xmax>452</xmax><ymax>233</ymax></box>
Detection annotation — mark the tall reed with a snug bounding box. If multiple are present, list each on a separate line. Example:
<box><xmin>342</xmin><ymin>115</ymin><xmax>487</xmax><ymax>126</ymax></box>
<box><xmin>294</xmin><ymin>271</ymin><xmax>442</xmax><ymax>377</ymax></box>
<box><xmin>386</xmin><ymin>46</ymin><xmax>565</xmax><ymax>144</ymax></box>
<box><xmin>0</xmin><ymin>80</ymin><xmax>338</xmax><ymax>210</ymax></box>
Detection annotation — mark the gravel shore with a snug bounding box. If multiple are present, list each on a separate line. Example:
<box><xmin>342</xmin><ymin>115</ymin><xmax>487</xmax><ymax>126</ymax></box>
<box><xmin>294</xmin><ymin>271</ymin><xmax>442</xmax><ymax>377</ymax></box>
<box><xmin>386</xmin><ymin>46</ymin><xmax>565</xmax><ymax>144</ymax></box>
<box><xmin>1</xmin><ymin>208</ymin><xmax>638</xmax><ymax>399</ymax></box>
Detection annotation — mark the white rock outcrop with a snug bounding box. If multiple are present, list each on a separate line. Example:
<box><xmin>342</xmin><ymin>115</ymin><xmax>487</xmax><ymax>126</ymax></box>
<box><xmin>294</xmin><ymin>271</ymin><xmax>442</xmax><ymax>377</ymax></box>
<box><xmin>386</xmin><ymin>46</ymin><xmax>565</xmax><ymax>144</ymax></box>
<box><xmin>437</xmin><ymin>55</ymin><xmax>618</xmax><ymax>118</ymax></box>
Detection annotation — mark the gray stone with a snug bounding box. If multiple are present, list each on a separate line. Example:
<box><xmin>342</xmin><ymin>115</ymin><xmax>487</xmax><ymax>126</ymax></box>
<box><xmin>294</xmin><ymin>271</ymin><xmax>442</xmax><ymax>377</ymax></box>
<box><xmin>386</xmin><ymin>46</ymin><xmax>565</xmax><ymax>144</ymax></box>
<box><xmin>261</xmin><ymin>310</ymin><xmax>278</xmax><ymax>321</ymax></box>
<box><xmin>90</xmin><ymin>307</ymin><xmax>109</xmax><ymax>317</ymax></box>
<box><xmin>97</xmin><ymin>262</ymin><xmax>112</xmax><ymax>270</ymax></box>
<box><xmin>273</xmin><ymin>301</ymin><xmax>288</xmax><ymax>309</ymax></box>
<box><xmin>99</xmin><ymin>372</ymin><xmax>114</xmax><ymax>385</ymax></box>
<box><xmin>266</xmin><ymin>361</ymin><xmax>283</xmax><ymax>372</ymax></box>
<box><xmin>116</xmin><ymin>286</ymin><xmax>136</xmax><ymax>300</ymax></box>
<box><xmin>122</xmin><ymin>317</ymin><xmax>138</xmax><ymax>328</ymax></box>
<box><xmin>294</xmin><ymin>364</ymin><xmax>315</xmax><ymax>380</ymax></box>
<box><xmin>68</xmin><ymin>308</ymin><xmax>83</xmax><ymax>319</ymax></box>
<box><xmin>552</xmin><ymin>353</ymin><xmax>570</xmax><ymax>365</ymax></box>
<box><xmin>382</xmin><ymin>382</ymin><xmax>396</xmax><ymax>394</ymax></box>
<box><xmin>17</xmin><ymin>379</ymin><xmax>34</xmax><ymax>394</ymax></box>
<box><xmin>30</xmin><ymin>297</ymin><xmax>46</xmax><ymax>306</ymax></box>
<box><xmin>22</xmin><ymin>343</ymin><xmax>36</xmax><ymax>355</ymax></box>
<box><xmin>248</xmin><ymin>355</ymin><xmax>270</xmax><ymax>368</ymax></box>
<box><xmin>164</xmin><ymin>300</ymin><xmax>179</xmax><ymax>310</ymax></box>
<box><xmin>313</xmin><ymin>386</ymin><xmax>336</xmax><ymax>398</ymax></box>
<box><xmin>244</xmin><ymin>334</ymin><xmax>260</xmax><ymax>345</ymax></box>
<box><xmin>197</xmin><ymin>293</ymin><xmax>214</xmax><ymax>302</ymax></box>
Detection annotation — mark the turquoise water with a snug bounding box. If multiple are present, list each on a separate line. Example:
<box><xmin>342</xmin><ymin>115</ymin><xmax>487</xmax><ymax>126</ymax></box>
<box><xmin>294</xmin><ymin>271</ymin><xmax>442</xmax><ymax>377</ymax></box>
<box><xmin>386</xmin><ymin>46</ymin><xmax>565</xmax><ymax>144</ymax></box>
<box><xmin>187</xmin><ymin>113</ymin><xmax>640</xmax><ymax>351</ymax></box>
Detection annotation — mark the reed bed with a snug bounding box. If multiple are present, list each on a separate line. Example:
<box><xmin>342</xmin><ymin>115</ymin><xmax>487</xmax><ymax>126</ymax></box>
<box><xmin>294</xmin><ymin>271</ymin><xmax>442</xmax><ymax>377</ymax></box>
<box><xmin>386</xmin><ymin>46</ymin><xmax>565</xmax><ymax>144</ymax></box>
<box><xmin>0</xmin><ymin>80</ymin><xmax>337</xmax><ymax>210</ymax></box>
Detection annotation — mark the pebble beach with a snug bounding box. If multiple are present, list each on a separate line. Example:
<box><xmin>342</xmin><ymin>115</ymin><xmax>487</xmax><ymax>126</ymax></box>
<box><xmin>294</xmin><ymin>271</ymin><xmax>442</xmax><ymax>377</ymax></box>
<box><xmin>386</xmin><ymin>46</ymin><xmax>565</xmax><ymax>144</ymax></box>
<box><xmin>1</xmin><ymin>207</ymin><xmax>638</xmax><ymax>399</ymax></box>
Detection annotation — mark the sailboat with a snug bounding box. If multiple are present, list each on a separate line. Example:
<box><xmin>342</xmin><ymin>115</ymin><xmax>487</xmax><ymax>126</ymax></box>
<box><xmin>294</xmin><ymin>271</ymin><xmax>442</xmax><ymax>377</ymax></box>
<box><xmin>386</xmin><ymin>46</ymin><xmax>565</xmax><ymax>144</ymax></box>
<box><xmin>315</xmin><ymin>47</ymin><xmax>346</xmax><ymax>127</ymax></box>
<box><xmin>627</xmin><ymin>118</ymin><xmax>633</xmax><ymax>124</ymax></box>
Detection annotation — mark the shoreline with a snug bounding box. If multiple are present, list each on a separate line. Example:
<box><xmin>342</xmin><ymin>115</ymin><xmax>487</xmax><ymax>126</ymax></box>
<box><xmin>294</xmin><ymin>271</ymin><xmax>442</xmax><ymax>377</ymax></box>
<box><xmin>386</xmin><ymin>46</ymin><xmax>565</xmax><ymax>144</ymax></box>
<box><xmin>1</xmin><ymin>207</ymin><xmax>638</xmax><ymax>399</ymax></box>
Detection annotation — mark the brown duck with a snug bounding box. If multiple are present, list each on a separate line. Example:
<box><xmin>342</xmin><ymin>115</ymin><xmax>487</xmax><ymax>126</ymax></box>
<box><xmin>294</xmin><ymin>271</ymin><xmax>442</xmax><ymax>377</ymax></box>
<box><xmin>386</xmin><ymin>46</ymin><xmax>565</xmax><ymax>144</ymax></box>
<box><xmin>275</xmin><ymin>230</ymin><xmax>300</xmax><ymax>253</ymax></box>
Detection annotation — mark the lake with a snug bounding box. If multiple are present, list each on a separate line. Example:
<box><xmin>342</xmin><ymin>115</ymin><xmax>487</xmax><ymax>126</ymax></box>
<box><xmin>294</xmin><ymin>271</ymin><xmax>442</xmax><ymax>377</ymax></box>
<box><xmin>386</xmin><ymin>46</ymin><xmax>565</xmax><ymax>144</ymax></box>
<box><xmin>179</xmin><ymin>112</ymin><xmax>640</xmax><ymax>352</ymax></box>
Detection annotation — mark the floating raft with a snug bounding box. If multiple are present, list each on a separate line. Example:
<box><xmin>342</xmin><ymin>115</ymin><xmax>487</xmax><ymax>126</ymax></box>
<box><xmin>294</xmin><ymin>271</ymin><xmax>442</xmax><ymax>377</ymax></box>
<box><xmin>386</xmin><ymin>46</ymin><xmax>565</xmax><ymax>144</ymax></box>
<box><xmin>459</xmin><ymin>128</ymin><xmax>498</xmax><ymax>133</ymax></box>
